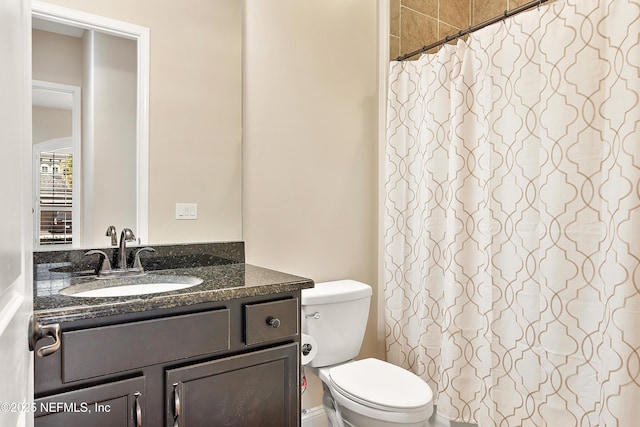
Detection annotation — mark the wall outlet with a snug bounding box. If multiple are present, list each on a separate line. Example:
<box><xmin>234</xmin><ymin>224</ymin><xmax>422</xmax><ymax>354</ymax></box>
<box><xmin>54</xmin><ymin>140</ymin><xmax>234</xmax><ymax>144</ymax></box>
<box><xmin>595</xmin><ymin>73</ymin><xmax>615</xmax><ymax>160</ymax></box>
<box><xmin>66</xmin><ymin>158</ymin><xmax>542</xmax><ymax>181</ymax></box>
<box><xmin>176</xmin><ymin>203</ymin><xmax>197</xmax><ymax>220</ymax></box>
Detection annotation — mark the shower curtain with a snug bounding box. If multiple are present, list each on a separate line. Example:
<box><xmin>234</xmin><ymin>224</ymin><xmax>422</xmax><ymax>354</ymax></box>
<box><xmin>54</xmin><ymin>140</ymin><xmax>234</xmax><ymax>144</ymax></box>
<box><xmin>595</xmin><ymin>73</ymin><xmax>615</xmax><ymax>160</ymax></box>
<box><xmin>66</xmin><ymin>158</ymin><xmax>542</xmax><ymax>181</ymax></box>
<box><xmin>384</xmin><ymin>0</ymin><xmax>640</xmax><ymax>426</ymax></box>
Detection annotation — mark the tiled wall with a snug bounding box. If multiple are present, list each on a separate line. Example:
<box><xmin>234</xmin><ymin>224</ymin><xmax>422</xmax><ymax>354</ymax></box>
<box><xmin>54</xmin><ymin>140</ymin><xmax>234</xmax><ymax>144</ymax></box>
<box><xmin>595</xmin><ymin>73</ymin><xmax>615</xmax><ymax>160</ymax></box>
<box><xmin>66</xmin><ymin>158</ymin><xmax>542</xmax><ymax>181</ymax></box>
<box><xmin>390</xmin><ymin>0</ymin><xmax>535</xmax><ymax>60</ymax></box>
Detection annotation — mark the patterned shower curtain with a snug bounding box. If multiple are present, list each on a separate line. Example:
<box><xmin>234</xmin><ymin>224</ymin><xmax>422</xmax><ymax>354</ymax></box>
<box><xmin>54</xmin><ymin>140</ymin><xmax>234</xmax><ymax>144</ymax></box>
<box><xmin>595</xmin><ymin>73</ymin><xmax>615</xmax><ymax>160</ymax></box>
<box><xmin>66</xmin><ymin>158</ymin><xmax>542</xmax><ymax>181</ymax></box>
<box><xmin>384</xmin><ymin>1</ymin><xmax>640</xmax><ymax>426</ymax></box>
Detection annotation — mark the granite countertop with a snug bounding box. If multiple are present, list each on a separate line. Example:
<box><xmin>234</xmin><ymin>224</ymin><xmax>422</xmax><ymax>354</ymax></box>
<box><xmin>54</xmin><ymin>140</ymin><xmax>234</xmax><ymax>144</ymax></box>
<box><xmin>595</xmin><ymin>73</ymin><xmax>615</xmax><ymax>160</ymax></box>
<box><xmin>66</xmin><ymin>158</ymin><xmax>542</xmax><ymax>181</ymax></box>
<box><xmin>33</xmin><ymin>242</ymin><xmax>314</xmax><ymax>325</ymax></box>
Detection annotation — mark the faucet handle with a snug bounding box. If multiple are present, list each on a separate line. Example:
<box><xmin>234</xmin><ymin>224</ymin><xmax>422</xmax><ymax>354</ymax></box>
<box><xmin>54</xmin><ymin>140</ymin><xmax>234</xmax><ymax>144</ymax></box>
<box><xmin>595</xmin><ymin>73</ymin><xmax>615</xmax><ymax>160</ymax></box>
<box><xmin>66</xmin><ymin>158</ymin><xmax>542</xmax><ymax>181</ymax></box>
<box><xmin>121</xmin><ymin>228</ymin><xmax>136</xmax><ymax>242</ymax></box>
<box><xmin>85</xmin><ymin>250</ymin><xmax>113</xmax><ymax>276</ymax></box>
<box><xmin>132</xmin><ymin>247</ymin><xmax>155</xmax><ymax>273</ymax></box>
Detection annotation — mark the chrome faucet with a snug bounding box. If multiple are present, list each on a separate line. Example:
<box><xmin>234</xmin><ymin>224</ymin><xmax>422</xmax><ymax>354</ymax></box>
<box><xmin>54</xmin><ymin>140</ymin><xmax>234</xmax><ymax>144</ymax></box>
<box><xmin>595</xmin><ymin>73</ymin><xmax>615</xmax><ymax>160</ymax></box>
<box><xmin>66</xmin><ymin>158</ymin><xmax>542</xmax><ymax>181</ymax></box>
<box><xmin>85</xmin><ymin>227</ymin><xmax>155</xmax><ymax>278</ymax></box>
<box><xmin>118</xmin><ymin>228</ymin><xmax>136</xmax><ymax>270</ymax></box>
<box><xmin>105</xmin><ymin>225</ymin><xmax>117</xmax><ymax>246</ymax></box>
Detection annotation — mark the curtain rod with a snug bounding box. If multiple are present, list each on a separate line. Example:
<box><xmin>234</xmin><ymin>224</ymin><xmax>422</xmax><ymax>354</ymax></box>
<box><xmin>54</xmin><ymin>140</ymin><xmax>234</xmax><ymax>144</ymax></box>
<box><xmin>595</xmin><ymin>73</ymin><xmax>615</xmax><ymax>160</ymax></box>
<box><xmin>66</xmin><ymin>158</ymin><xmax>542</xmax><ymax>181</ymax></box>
<box><xmin>394</xmin><ymin>0</ymin><xmax>552</xmax><ymax>61</ymax></box>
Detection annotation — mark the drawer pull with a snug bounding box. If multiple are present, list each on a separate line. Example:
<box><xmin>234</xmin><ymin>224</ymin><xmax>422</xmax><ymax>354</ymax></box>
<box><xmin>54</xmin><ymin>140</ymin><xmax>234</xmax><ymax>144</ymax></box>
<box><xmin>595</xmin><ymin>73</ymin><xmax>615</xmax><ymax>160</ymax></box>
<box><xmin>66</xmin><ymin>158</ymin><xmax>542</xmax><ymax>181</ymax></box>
<box><xmin>267</xmin><ymin>317</ymin><xmax>281</xmax><ymax>328</ymax></box>
<box><xmin>173</xmin><ymin>382</ymin><xmax>181</xmax><ymax>427</ymax></box>
<box><xmin>134</xmin><ymin>392</ymin><xmax>142</xmax><ymax>427</ymax></box>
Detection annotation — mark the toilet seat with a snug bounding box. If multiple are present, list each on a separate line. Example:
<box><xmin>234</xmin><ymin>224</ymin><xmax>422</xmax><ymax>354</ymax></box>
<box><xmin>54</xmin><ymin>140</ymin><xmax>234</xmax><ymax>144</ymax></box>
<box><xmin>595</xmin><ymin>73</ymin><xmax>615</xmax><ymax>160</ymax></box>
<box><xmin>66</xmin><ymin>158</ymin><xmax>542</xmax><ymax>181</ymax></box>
<box><xmin>329</xmin><ymin>358</ymin><xmax>432</xmax><ymax>411</ymax></box>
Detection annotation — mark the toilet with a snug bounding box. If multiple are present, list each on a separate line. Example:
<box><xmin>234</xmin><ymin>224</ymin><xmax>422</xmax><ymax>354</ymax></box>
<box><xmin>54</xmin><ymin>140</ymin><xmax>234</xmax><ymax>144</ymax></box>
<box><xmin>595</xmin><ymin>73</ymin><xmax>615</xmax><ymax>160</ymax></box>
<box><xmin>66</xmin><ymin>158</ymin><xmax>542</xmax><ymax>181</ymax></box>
<box><xmin>301</xmin><ymin>280</ymin><xmax>433</xmax><ymax>427</ymax></box>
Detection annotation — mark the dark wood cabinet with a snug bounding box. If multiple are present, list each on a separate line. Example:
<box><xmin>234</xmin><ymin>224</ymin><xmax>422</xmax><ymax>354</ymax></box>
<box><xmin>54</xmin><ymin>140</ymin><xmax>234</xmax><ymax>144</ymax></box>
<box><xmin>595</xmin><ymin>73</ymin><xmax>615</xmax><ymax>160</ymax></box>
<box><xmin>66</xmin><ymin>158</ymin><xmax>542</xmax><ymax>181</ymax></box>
<box><xmin>34</xmin><ymin>377</ymin><xmax>144</xmax><ymax>427</ymax></box>
<box><xmin>34</xmin><ymin>292</ymin><xmax>301</xmax><ymax>427</ymax></box>
<box><xmin>167</xmin><ymin>343</ymin><xmax>298</xmax><ymax>427</ymax></box>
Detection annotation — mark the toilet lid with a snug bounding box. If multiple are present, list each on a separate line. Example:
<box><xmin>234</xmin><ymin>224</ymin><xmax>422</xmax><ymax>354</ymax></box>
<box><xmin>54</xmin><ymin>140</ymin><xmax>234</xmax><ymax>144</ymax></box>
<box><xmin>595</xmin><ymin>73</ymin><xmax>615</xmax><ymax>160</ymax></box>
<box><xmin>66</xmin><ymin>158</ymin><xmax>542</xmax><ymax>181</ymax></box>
<box><xmin>328</xmin><ymin>358</ymin><xmax>432</xmax><ymax>410</ymax></box>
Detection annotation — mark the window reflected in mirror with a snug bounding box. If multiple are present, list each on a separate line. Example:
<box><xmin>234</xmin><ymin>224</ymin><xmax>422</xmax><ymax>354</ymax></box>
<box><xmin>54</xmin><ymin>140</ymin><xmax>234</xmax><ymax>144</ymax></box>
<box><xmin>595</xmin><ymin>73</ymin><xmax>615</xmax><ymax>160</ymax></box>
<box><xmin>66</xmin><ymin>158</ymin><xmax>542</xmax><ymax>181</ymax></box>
<box><xmin>36</xmin><ymin>147</ymin><xmax>74</xmax><ymax>245</ymax></box>
<box><xmin>32</xmin><ymin>81</ymin><xmax>80</xmax><ymax>248</ymax></box>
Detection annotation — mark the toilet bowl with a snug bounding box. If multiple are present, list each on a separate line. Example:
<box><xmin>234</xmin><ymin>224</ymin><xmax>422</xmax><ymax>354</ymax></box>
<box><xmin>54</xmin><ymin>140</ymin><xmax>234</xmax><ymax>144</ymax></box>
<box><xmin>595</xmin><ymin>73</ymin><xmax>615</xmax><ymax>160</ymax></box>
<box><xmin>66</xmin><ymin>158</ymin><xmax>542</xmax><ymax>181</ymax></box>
<box><xmin>315</xmin><ymin>359</ymin><xmax>433</xmax><ymax>426</ymax></box>
<box><xmin>302</xmin><ymin>280</ymin><xmax>434</xmax><ymax>426</ymax></box>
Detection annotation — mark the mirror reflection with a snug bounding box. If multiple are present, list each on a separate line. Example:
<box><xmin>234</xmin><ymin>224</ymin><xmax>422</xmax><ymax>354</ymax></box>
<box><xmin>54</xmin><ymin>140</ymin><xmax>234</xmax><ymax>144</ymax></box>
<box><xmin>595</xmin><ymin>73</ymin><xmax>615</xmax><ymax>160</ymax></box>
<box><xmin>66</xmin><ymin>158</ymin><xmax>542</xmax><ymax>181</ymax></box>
<box><xmin>32</xmin><ymin>81</ymin><xmax>79</xmax><ymax>246</ymax></box>
<box><xmin>31</xmin><ymin>4</ymin><xmax>148</xmax><ymax>249</ymax></box>
<box><xmin>31</xmin><ymin>1</ymin><xmax>244</xmax><ymax>248</ymax></box>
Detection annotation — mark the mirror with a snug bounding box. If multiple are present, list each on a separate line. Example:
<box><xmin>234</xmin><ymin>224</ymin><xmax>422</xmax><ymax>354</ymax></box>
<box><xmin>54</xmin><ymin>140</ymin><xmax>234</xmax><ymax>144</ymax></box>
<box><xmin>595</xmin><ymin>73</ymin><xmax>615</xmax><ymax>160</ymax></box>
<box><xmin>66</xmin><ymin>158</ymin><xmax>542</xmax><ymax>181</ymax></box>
<box><xmin>32</xmin><ymin>1</ymin><xmax>149</xmax><ymax>248</ymax></box>
<box><xmin>31</xmin><ymin>0</ymin><xmax>245</xmax><ymax>249</ymax></box>
<box><xmin>32</xmin><ymin>80</ymin><xmax>80</xmax><ymax>246</ymax></box>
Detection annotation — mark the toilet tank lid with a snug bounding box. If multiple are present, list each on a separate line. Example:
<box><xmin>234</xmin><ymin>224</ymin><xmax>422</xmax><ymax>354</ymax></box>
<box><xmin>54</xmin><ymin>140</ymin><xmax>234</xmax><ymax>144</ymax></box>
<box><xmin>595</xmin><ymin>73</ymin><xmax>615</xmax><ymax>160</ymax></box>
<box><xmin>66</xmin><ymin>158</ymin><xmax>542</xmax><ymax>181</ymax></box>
<box><xmin>302</xmin><ymin>280</ymin><xmax>372</xmax><ymax>305</ymax></box>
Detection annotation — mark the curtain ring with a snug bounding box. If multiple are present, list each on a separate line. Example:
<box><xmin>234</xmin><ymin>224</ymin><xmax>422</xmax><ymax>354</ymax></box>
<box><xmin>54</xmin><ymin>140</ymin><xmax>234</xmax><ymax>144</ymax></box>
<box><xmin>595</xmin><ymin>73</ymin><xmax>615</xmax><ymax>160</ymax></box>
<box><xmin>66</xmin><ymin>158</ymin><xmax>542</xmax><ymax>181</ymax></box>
<box><xmin>502</xmin><ymin>10</ymin><xmax>508</xmax><ymax>24</ymax></box>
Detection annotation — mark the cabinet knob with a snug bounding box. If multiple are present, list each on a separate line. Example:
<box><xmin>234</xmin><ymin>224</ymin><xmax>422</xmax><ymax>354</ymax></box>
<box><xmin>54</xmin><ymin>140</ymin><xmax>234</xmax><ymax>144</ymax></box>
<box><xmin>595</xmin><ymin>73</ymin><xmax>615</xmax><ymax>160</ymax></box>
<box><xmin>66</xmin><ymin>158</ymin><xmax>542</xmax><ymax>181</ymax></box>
<box><xmin>267</xmin><ymin>317</ymin><xmax>281</xmax><ymax>328</ymax></box>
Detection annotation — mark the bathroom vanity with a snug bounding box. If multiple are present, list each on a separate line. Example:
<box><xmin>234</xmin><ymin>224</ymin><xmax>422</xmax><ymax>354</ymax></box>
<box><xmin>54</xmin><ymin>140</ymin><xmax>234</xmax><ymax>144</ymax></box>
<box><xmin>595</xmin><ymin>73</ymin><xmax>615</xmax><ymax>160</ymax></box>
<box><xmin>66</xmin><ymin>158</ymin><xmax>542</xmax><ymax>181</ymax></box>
<box><xmin>31</xmin><ymin>242</ymin><xmax>313</xmax><ymax>427</ymax></box>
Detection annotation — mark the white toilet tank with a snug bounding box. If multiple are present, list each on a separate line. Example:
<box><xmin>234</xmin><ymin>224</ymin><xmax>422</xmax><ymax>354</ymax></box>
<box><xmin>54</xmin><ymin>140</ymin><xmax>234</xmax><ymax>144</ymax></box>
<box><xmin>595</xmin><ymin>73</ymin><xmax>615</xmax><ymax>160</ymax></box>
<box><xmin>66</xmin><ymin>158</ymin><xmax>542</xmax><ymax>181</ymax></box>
<box><xmin>301</xmin><ymin>280</ymin><xmax>372</xmax><ymax>368</ymax></box>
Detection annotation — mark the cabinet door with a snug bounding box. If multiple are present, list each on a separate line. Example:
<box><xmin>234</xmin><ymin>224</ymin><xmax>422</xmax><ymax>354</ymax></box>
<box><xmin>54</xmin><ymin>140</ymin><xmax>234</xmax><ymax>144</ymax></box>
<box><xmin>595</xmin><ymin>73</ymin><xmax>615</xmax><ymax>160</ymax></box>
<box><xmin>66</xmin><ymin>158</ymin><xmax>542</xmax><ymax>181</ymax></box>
<box><xmin>35</xmin><ymin>376</ymin><xmax>145</xmax><ymax>427</ymax></box>
<box><xmin>166</xmin><ymin>343</ymin><xmax>299</xmax><ymax>427</ymax></box>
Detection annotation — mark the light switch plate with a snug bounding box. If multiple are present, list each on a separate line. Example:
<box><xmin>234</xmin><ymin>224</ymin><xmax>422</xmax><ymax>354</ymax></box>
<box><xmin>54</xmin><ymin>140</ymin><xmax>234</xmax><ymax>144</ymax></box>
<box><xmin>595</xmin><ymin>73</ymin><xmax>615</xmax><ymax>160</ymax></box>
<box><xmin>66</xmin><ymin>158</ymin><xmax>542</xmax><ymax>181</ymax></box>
<box><xmin>176</xmin><ymin>203</ymin><xmax>197</xmax><ymax>220</ymax></box>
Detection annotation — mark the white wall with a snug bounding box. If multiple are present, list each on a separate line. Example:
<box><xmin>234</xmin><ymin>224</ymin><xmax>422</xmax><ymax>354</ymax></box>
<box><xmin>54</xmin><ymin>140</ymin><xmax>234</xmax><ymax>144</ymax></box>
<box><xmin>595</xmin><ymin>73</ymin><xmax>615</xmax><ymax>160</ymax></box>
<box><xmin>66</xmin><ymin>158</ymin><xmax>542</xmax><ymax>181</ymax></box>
<box><xmin>243</xmin><ymin>0</ymin><xmax>381</xmax><ymax>410</ymax></box>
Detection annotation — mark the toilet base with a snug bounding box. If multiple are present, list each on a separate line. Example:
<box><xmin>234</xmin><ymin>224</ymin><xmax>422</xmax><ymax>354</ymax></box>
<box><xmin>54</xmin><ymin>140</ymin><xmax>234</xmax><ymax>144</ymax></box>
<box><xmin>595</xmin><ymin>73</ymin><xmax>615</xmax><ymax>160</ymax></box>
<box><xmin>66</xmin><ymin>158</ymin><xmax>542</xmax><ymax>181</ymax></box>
<box><xmin>331</xmin><ymin>404</ymin><xmax>429</xmax><ymax>427</ymax></box>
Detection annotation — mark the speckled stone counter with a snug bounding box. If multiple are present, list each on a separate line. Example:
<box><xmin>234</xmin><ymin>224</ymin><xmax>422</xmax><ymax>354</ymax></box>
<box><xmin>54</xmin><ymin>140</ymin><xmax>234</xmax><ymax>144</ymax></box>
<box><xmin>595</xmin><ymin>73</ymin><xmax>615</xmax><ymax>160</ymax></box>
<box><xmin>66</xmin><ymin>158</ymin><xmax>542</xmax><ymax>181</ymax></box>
<box><xmin>34</xmin><ymin>242</ymin><xmax>314</xmax><ymax>325</ymax></box>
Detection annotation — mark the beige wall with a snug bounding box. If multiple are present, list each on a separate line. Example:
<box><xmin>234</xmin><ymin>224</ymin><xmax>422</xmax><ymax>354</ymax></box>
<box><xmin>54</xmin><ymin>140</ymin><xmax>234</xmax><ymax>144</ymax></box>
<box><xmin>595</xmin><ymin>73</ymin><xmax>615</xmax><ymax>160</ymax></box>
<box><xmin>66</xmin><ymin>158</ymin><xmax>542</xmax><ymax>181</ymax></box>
<box><xmin>40</xmin><ymin>0</ymin><xmax>243</xmax><ymax>244</ymax></box>
<box><xmin>243</xmin><ymin>0</ymin><xmax>382</xmax><ymax>411</ymax></box>
<box><xmin>32</xmin><ymin>107</ymin><xmax>71</xmax><ymax>144</ymax></box>
<box><xmin>32</xmin><ymin>29</ymin><xmax>82</xmax><ymax>85</ymax></box>
<box><xmin>38</xmin><ymin>0</ymin><xmax>382</xmax><ymax>413</ymax></box>
<box><xmin>390</xmin><ymin>0</ymin><xmax>533</xmax><ymax>60</ymax></box>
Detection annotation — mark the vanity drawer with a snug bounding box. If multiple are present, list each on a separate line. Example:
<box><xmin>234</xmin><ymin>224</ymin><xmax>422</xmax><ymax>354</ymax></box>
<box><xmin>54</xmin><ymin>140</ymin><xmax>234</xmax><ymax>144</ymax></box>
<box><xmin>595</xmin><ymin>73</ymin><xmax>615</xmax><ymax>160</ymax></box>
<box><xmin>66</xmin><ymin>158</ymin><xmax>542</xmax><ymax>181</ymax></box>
<box><xmin>244</xmin><ymin>298</ymin><xmax>298</xmax><ymax>345</ymax></box>
<box><xmin>62</xmin><ymin>309</ymin><xmax>230</xmax><ymax>383</ymax></box>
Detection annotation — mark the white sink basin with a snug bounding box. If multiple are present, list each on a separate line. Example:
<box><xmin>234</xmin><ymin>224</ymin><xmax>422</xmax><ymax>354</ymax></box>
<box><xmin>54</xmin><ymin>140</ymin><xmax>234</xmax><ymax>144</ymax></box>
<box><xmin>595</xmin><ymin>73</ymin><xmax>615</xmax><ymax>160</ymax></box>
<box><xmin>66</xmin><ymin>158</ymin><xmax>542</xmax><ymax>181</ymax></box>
<box><xmin>60</xmin><ymin>275</ymin><xmax>203</xmax><ymax>298</ymax></box>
